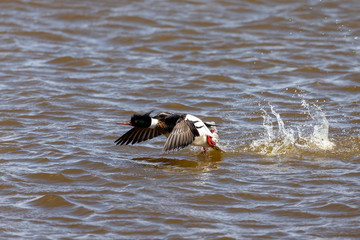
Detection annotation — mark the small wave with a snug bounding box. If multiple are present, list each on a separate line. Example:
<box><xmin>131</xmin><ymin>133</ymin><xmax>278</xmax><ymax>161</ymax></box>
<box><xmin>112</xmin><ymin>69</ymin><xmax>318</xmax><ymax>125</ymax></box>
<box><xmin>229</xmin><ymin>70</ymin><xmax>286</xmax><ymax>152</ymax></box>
<box><xmin>249</xmin><ymin>101</ymin><xmax>335</xmax><ymax>155</ymax></box>
<box><xmin>29</xmin><ymin>194</ymin><xmax>74</xmax><ymax>208</ymax></box>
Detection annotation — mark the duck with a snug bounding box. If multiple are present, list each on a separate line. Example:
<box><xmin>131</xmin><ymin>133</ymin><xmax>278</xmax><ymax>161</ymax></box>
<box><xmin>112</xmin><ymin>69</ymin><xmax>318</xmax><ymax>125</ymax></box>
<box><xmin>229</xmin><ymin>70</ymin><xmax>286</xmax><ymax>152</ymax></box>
<box><xmin>114</xmin><ymin>111</ymin><xmax>221</xmax><ymax>152</ymax></box>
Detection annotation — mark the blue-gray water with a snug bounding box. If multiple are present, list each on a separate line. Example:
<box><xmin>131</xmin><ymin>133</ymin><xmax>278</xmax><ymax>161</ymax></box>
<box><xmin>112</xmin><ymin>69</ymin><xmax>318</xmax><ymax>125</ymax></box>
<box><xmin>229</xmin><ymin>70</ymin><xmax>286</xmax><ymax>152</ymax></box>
<box><xmin>1</xmin><ymin>0</ymin><xmax>359</xmax><ymax>239</ymax></box>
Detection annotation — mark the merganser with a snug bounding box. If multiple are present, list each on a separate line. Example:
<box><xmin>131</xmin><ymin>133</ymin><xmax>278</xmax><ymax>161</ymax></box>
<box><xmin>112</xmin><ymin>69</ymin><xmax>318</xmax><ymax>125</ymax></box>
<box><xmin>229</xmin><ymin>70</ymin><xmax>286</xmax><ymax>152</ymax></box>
<box><xmin>114</xmin><ymin>112</ymin><xmax>221</xmax><ymax>152</ymax></box>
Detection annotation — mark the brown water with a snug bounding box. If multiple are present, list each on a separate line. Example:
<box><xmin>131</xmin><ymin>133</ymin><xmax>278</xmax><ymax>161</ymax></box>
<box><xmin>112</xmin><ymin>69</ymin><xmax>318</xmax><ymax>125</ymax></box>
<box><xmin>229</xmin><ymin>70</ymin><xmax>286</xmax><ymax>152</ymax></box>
<box><xmin>1</xmin><ymin>0</ymin><xmax>360</xmax><ymax>239</ymax></box>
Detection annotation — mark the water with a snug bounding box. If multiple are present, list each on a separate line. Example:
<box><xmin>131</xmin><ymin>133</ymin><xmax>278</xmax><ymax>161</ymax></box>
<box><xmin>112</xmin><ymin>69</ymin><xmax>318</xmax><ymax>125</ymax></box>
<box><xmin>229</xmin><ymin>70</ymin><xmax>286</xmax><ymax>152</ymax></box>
<box><xmin>1</xmin><ymin>0</ymin><xmax>359</xmax><ymax>239</ymax></box>
<box><xmin>249</xmin><ymin>102</ymin><xmax>335</xmax><ymax>155</ymax></box>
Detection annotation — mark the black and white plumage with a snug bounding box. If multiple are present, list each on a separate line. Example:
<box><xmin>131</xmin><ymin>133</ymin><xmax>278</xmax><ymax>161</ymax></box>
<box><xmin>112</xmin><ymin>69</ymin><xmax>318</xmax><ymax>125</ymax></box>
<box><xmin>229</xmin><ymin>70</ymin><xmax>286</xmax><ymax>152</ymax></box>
<box><xmin>114</xmin><ymin>112</ymin><xmax>220</xmax><ymax>152</ymax></box>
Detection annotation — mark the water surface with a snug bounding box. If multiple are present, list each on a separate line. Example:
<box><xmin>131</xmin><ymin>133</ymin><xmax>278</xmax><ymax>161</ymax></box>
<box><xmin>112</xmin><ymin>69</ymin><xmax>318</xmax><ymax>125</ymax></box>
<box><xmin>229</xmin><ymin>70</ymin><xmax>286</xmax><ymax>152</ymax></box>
<box><xmin>0</xmin><ymin>0</ymin><xmax>359</xmax><ymax>239</ymax></box>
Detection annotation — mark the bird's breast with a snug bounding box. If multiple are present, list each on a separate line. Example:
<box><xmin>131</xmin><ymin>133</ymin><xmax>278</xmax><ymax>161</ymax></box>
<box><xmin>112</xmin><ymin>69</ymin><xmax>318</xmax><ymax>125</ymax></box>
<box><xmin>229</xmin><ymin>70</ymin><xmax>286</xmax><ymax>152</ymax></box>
<box><xmin>191</xmin><ymin>135</ymin><xmax>208</xmax><ymax>147</ymax></box>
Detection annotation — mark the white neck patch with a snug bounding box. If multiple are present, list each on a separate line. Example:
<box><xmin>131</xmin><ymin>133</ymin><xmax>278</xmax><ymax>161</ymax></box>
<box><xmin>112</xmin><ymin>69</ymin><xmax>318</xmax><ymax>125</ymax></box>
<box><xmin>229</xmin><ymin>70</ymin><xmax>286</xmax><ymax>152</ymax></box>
<box><xmin>150</xmin><ymin>118</ymin><xmax>159</xmax><ymax>128</ymax></box>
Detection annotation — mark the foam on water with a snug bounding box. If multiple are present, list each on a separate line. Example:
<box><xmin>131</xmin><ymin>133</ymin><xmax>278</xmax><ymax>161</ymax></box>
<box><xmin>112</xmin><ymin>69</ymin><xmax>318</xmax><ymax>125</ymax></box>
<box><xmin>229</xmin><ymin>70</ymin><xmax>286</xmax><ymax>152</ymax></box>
<box><xmin>250</xmin><ymin>101</ymin><xmax>335</xmax><ymax>155</ymax></box>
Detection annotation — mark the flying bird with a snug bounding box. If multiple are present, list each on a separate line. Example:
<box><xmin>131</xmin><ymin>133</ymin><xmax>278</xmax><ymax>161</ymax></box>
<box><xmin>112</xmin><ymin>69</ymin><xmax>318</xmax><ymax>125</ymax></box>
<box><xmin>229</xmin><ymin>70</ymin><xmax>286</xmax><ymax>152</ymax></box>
<box><xmin>114</xmin><ymin>112</ymin><xmax>221</xmax><ymax>152</ymax></box>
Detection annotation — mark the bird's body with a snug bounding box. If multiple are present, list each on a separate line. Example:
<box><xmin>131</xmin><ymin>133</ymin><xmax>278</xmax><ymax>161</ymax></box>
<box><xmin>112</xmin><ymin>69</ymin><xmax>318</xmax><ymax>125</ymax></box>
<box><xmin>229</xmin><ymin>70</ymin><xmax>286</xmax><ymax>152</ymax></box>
<box><xmin>115</xmin><ymin>112</ymin><xmax>221</xmax><ymax>152</ymax></box>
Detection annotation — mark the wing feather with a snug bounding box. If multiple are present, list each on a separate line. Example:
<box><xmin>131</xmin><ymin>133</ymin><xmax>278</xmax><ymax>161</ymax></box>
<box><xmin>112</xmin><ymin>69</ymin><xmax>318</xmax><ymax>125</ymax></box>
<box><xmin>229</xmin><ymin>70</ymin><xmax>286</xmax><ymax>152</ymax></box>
<box><xmin>114</xmin><ymin>127</ymin><xmax>137</xmax><ymax>145</ymax></box>
<box><xmin>131</xmin><ymin>128</ymin><xmax>143</xmax><ymax>144</ymax></box>
<box><xmin>163</xmin><ymin>116</ymin><xmax>199</xmax><ymax>152</ymax></box>
<box><xmin>136</xmin><ymin>128</ymin><xmax>147</xmax><ymax>143</ymax></box>
<box><xmin>142</xmin><ymin>128</ymin><xmax>151</xmax><ymax>142</ymax></box>
<box><xmin>115</xmin><ymin>127</ymin><xmax>162</xmax><ymax>146</ymax></box>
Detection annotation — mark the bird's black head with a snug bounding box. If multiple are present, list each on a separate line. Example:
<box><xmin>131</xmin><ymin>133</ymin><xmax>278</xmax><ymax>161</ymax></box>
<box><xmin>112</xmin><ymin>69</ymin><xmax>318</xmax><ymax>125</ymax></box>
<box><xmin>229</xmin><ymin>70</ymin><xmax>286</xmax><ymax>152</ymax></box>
<box><xmin>130</xmin><ymin>112</ymin><xmax>152</xmax><ymax>128</ymax></box>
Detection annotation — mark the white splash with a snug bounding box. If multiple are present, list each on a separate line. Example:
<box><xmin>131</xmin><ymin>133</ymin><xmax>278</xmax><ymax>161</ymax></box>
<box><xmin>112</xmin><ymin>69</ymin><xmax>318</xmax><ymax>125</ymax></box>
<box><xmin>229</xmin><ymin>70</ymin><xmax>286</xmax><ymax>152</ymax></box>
<box><xmin>250</xmin><ymin>101</ymin><xmax>335</xmax><ymax>155</ymax></box>
<box><xmin>301</xmin><ymin>100</ymin><xmax>335</xmax><ymax>150</ymax></box>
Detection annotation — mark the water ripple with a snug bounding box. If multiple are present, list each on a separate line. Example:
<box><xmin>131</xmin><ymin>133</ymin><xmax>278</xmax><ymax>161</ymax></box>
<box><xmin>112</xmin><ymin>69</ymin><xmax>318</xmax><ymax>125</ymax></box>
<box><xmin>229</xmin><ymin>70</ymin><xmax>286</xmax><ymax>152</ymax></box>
<box><xmin>0</xmin><ymin>0</ymin><xmax>359</xmax><ymax>239</ymax></box>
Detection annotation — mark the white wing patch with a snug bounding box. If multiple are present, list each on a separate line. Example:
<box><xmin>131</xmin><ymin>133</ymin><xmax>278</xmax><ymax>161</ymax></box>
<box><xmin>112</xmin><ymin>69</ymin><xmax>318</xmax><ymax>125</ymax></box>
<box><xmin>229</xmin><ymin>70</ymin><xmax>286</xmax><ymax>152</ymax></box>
<box><xmin>185</xmin><ymin>114</ymin><xmax>213</xmax><ymax>137</ymax></box>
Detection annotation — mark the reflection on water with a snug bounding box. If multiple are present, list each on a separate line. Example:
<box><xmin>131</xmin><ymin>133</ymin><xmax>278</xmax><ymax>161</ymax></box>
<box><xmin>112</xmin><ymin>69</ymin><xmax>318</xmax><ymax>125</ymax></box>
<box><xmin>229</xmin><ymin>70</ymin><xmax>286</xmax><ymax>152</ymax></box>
<box><xmin>0</xmin><ymin>0</ymin><xmax>359</xmax><ymax>239</ymax></box>
<box><xmin>133</xmin><ymin>149</ymin><xmax>224</xmax><ymax>172</ymax></box>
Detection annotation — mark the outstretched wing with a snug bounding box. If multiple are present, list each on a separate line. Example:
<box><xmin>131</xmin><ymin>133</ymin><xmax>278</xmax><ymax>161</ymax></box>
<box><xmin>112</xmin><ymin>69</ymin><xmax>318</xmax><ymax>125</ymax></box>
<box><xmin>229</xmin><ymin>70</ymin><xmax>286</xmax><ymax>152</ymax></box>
<box><xmin>163</xmin><ymin>116</ymin><xmax>199</xmax><ymax>152</ymax></box>
<box><xmin>114</xmin><ymin>127</ymin><xmax>163</xmax><ymax>145</ymax></box>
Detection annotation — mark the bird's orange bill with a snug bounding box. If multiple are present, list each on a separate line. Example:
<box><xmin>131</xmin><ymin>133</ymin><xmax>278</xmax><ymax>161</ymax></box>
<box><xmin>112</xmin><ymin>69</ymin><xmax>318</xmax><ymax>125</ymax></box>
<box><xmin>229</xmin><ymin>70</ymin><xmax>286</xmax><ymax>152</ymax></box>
<box><xmin>116</xmin><ymin>122</ymin><xmax>131</xmax><ymax>125</ymax></box>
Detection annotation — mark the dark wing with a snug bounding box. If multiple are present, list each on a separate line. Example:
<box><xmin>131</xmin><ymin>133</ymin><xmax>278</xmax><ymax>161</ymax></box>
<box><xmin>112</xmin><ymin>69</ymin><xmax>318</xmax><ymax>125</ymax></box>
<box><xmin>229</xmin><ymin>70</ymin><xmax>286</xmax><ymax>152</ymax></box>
<box><xmin>114</xmin><ymin>127</ymin><xmax>162</xmax><ymax>145</ymax></box>
<box><xmin>163</xmin><ymin>116</ymin><xmax>199</xmax><ymax>152</ymax></box>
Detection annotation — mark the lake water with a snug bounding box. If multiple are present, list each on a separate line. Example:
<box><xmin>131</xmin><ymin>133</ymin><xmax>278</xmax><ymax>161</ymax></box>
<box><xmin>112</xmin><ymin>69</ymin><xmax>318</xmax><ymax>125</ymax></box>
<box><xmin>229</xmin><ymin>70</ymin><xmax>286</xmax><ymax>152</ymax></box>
<box><xmin>1</xmin><ymin>0</ymin><xmax>359</xmax><ymax>239</ymax></box>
